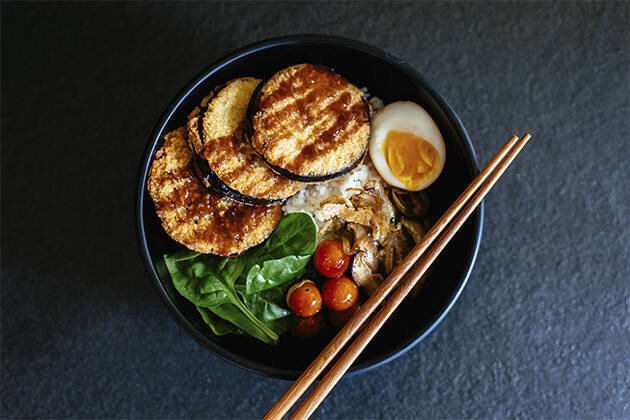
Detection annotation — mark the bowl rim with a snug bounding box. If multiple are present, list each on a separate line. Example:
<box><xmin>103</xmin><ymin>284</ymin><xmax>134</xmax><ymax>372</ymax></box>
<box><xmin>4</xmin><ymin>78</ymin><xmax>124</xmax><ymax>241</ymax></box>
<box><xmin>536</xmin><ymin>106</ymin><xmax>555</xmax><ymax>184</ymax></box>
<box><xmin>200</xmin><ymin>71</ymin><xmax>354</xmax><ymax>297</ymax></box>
<box><xmin>136</xmin><ymin>34</ymin><xmax>484</xmax><ymax>380</ymax></box>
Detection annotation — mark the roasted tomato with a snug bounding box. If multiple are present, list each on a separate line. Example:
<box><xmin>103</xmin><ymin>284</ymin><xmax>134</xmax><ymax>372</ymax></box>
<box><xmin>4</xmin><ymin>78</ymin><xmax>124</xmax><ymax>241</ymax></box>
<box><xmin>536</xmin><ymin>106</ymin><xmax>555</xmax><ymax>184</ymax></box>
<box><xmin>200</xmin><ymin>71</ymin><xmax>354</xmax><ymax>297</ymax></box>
<box><xmin>286</xmin><ymin>280</ymin><xmax>322</xmax><ymax>317</ymax></box>
<box><xmin>290</xmin><ymin>312</ymin><xmax>325</xmax><ymax>338</ymax></box>
<box><xmin>321</xmin><ymin>275</ymin><xmax>359</xmax><ymax>311</ymax></box>
<box><xmin>328</xmin><ymin>303</ymin><xmax>361</xmax><ymax>329</ymax></box>
<box><xmin>313</xmin><ymin>239</ymin><xmax>350</xmax><ymax>278</ymax></box>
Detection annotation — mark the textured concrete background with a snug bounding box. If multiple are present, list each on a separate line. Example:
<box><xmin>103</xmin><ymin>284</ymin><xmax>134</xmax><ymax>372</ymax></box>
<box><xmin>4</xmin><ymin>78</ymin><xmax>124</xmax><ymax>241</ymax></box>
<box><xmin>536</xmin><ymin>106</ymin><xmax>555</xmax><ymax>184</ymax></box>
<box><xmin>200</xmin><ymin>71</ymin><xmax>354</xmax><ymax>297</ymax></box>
<box><xmin>2</xmin><ymin>1</ymin><xmax>628</xmax><ymax>418</ymax></box>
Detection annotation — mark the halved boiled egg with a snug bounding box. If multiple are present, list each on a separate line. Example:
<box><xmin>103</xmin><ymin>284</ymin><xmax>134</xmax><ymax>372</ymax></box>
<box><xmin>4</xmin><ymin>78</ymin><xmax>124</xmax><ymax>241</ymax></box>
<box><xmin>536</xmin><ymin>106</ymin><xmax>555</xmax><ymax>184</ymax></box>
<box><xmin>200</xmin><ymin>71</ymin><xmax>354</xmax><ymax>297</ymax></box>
<box><xmin>369</xmin><ymin>101</ymin><xmax>446</xmax><ymax>191</ymax></box>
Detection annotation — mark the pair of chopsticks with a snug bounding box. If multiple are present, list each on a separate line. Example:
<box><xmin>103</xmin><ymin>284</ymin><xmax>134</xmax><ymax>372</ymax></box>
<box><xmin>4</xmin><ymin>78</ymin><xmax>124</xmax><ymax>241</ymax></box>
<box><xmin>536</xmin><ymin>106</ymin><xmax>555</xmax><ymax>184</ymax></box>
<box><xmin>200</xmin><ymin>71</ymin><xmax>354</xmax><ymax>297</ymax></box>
<box><xmin>265</xmin><ymin>133</ymin><xmax>532</xmax><ymax>419</ymax></box>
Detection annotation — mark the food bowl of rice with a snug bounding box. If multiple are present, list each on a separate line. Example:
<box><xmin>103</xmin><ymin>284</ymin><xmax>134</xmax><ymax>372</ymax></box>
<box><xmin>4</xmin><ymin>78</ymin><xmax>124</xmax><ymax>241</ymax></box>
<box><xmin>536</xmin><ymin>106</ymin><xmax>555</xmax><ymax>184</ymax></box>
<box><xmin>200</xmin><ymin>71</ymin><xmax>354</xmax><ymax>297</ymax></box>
<box><xmin>137</xmin><ymin>34</ymin><xmax>483</xmax><ymax>379</ymax></box>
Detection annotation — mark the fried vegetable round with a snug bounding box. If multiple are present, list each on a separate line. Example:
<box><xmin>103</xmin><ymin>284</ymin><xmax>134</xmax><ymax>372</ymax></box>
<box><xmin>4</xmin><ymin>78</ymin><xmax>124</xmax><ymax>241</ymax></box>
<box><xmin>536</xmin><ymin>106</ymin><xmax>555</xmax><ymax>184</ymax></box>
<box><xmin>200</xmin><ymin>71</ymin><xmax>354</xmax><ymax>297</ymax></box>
<box><xmin>147</xmin><ymin>127</ymin><xmax>283</xmax><ymax>256</ymax></box>
<box><xmin>247</xmin><ymin>64</ymin><xmax>370</xmax><ymax>182</ymax></box>
<box><xmin>187</xmin><ymin>77</ymin><xmax>304</xmax><ymax>204</ymax></box>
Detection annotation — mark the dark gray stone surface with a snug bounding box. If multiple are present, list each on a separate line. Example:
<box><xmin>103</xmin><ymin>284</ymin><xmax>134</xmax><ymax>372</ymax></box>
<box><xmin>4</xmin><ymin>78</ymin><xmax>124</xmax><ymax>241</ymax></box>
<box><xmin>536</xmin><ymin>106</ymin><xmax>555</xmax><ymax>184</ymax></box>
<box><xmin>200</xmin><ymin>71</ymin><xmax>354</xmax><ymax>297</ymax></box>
<box><xmin>2</xmin><ymin>1</ymin><xmax>628</xmax><ymax>418</ymax></box>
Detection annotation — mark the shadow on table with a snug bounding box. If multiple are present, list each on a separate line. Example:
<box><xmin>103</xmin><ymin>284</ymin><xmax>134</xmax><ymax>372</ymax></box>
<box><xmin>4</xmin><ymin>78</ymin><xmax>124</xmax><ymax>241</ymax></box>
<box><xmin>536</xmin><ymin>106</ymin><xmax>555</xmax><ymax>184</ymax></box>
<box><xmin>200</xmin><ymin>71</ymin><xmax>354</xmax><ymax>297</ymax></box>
<box><xmin>1</xmin><ymin>3</ymin><xmax>244</xmax><ymax>354</ymax></box>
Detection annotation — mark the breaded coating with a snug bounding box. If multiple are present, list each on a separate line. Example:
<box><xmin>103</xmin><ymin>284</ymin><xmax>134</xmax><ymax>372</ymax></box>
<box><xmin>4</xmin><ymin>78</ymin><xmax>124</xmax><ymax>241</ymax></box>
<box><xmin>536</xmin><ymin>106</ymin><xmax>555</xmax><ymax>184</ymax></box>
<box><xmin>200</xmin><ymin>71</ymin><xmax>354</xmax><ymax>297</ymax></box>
<box><xmin>147</xmin><ymin>127</ymin><xmax>283</xmax><ymax>256</ymax></box>
<box><xmin>187</xmin><ymin>77</ymin><xmax>304</xmax><ymax>204</ymax></box>
<box><xmin>247</xmin><ymin>64</ymin><xmax>370</xmax><ymax>181</ymax></box>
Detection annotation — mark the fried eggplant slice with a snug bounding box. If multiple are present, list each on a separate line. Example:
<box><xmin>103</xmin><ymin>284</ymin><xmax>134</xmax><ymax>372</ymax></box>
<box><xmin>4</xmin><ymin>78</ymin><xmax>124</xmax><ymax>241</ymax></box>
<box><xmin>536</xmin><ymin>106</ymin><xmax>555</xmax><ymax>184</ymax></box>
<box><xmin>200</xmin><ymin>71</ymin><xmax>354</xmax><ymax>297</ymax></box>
<box><xmin>187</xmin><ymin>77</ymin><xmax>304</xmax><ymax>204</ymax></box>
<box><xmin>147</xmin><ymin>127</ymin><xmax>283</xmax><ymax>256</ymax></box>
<box><xmin>246</xmin><ymin>64</ymin><xmax>370</xmax><ymax>182</ymax></box>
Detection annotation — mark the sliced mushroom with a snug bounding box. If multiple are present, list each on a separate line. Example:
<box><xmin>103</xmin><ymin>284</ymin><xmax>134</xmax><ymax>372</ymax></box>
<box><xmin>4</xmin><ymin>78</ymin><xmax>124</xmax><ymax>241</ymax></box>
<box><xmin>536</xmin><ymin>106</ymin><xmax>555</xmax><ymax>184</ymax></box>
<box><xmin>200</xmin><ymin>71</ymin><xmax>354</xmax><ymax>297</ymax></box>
<box><xmin>320</xmin><ymin>203</ymin><xmax>372</xmax><ymax>227</ymax></box>
<box><xmin>350</xmin><ymin>182</ymin><xmax>396</xmax><ymax>244</ymax></box>
<box><xmin>400</xmin><ymin>217</ymin><xmax>427</xmax><ymax>244</ymax></box>
<box><xmin>317</xmin><ymin>218</ymin><xmax>345</xmax><ymax>241</ymax></box>
<box><xmin>352</xmin><ymin>252</ymin><xmax>382</xmax><ymax>295</ymax></box>
<box><xmin>348</xmin><ymin>223</ymin><xmax>382</xmax><ymax>295</ymax></box>
<box><xmin>347</xmin><ymin>223</ymin><xmax>372</xmax><ymax>253</ymax></box>
<box><xmin>382</xmin><ymin>227</ymin><xmax>412</xmax><ymax>274</ymax></box>
<box><xmin>391</xmin><ymin>188</ymin><xmax>430</xmax><ymax>220</ymax></box>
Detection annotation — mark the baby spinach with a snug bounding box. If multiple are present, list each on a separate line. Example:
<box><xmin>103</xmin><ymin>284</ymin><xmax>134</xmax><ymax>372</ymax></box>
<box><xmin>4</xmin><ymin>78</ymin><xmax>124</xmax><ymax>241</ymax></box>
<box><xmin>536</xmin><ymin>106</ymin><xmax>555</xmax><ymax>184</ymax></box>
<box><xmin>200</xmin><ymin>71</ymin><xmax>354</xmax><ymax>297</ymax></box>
<box><xmin>244</xmin><ymin>212</ymin><xmax>317</xmax><ymax>294</ymax></box>
<box><xmin>245</xmin><ymin>255</ymin><xmax>312</xmax><ymax>295</ymax></box>
<box><xmin>163</xmin><ymin>213</ymin><xmax>316</xmax><ymax>345</ymax></box>
<box><xmin>196</xmin><ymin>306</ymin><xmax>239</xmax><ymax>336</ymax></box>
<box><xmin>165</xmin><ymin>254</ymin><xmax>280</xmax><ymax>344</ymax></box>
<box><xmin>257</xmin><ymin>212</ymin><xmax>317</xmax><ymax>256</ymax></box>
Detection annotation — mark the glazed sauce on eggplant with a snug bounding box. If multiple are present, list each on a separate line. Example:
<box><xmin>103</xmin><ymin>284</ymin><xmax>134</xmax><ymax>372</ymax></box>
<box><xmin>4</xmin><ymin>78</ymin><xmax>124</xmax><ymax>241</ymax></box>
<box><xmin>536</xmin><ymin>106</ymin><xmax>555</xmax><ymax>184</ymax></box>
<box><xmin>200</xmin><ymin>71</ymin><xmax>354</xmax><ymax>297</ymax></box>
<box><xmin>253</xmin><ymin>64</ymin><xmax>369</xmax><ymax>172</ymax></box>
<box><xmin>152</xmin><ymin>152</ymin><xmax>277</xmax><ymax>256</ymax></box>
<box><xmin>192</xmin><ymin>103</ymin><xmax>301</xmax><ymax>201</ymax></box>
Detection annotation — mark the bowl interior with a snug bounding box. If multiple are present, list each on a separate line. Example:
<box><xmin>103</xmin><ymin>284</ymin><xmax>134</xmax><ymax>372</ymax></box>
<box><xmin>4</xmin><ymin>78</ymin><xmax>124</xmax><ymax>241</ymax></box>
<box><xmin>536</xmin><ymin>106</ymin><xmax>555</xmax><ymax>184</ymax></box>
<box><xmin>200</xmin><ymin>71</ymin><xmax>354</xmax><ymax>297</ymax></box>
<box><xmin>138</xmin><ymin>37</ymin><xmax>482</xmax><ymax>379</ymax></box>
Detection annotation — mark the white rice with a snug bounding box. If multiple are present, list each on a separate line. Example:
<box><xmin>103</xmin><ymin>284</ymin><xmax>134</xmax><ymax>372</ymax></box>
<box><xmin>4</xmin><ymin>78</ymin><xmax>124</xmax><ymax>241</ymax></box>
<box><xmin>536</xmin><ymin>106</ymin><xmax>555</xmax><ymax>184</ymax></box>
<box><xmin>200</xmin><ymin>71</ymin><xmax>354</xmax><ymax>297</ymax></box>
<box><xmin>360</xmin><ymin>87</ymin><xmax>385</xmax><ymax>113</ymax></box>
<box><xmin>282</xmin><ymin>94</ymin><xmax>387</xmax><ymax>230</ymax></box>
<box><xmin>368</xmin><ymin>96</ymin><xmax>385</xmax><ymax>112</ymax></box>
<box><xmin>282</xmin><ymin>159</ymin><xmax>384</xmax><ymax>230</ymax></box>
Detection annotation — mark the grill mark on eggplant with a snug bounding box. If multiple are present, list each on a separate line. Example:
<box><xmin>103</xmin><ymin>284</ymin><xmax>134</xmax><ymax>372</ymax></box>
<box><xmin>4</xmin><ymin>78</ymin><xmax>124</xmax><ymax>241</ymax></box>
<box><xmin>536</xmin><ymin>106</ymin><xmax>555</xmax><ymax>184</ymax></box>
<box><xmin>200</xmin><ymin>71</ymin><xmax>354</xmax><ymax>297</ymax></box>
<box><xmin>247</xmin><ymin>64</ymin><xmax>371</xmax><ymax>180</ymax></box>
<box><xmin>257</xmin><ymin>144</ymin><xmax>369</xmax><ymax>183</ymax></box>
<box><xmin>190</xmin><ymin>78</ymin><xmax>304</xmax><ymax>202</ymax></box>
<box><xmin>192</xmin><ymin>154</ymin><xmax>284</xmax><ymax>205</ymax></box>
<box><xmin>190</xmin><ymin>118</ymin><xmax>285</xmax><ymax>205</ymax></box>
<box><xmin>197</xmin><ymin>133</ymin><xmax>297</xmax><ymax>203</ymax></box>
<box><xmin>147</xmin><ymin>128</ymin><xmax>283</xmax><ymax>256</ymax></box>
<box><xmin>289</xmin><ymin>92</ymin><xmax>355</xmax><ymax>165</ymax></box>
<box><xmin>255</xmin><ymin>66</ymin><xmax>345</xmax><ymax>153</ymax></box>
<box><xmin>256</xmin><ymin>88</ymin><xmax>349</xmax><ymax>165</ymax></box>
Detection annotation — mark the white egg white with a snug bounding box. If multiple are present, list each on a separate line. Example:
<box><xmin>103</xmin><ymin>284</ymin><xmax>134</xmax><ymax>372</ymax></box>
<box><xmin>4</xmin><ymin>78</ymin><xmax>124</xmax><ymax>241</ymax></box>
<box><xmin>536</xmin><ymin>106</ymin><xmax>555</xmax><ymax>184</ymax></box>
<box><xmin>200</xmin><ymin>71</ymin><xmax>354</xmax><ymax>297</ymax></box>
<box><xmin>368</xmin><ymin>101</ymin><xmax>446</xmax><ymax>191</ymax></box>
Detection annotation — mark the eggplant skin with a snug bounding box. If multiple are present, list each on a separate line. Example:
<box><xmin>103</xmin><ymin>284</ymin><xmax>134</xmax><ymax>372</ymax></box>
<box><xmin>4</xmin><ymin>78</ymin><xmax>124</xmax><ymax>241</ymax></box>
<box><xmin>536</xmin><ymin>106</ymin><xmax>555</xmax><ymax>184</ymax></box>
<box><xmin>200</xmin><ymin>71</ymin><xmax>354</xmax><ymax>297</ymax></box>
<box><xmin>189</xmin><ymin>78</ymin><xmax>305</xmax><ymax>203</ymax></box>
<box><xmin>189</xmin><ymin>107</ymin><xmax>285</xmax><ymax>205</ymax></box>
<box><xmin>146</xmin><ymin>127</ymin><xmax>283</xmax><ymax>256</ymax></box>
<box><xmin>245</xmin><ymin>135</ymin><xmax>369</xmax><ymax>183</ymax></box>
<box><xmin>243</xmin><ymin>81</ymin><xmax>264</xmax><ymax>157</ymax></box>
<box><xmin>192</xmin><ymin>154</ymin><xmax>285</xmax><ymax>205</ymax></box>
<box><xmin>245</xmin><ymin>63</ymin><xmax>371</xmax><ymax>182</ymax></box>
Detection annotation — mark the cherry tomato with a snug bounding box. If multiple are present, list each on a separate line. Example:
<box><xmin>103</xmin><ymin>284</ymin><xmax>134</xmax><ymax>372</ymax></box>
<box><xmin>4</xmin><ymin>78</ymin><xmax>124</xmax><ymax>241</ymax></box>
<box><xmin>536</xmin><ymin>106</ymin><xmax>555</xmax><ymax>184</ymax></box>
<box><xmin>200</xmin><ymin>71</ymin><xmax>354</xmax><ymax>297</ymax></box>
<box><xmin>321</xmin><ymin>275</ymin><xmax>358</xmax><ymax>311</ymax></box>
<box><xmin>290</xmin><ymin>312</ymin><xmax>325</xmax><ymax>338</ymax></box>
<box><xmin>286</xmin><ymin>280</ymin><xmax>322</xmax><ymax>317</ymax></box>
<box><xmin>328</xmin><ymin>303</ymin><xmax>361</xmax><ymax>329</ymax></box>
<box><xmin>313</xmin><ymin>239</ymin><xmax>350</xmax><ymax>278</ymax></box>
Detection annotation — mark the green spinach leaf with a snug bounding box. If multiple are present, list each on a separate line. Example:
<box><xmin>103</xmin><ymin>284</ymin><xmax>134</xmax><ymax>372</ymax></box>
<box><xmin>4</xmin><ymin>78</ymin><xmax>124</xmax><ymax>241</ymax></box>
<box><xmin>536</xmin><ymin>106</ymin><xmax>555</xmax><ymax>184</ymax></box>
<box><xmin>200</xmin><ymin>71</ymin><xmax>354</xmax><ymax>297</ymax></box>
<box><xmin>245</xmin><ymin>254</ymin><xmax>312</xmax><ymax>295</ymax></box>
<box><xmin>196</xmin><ymin>306</ymin><xmax>239</xmax><ymax>336</ymax></box>
<box><xmin>238</xmin><ymin>283</ymin><xmax>297</xmax><ymax>335</ymax></box>
<box><xmin>164</xmin><ymin>255</ymin><xmax>279</xmax><ymax>344</ymax></box>
<box><xmin>244</xmin><ymin>213</ymin><xmax>316</xmax><ymax>294</ymax></box>
<box><xmin>163</xmin><ymin>213</ymin><xmax>316</xmax><ymax>345</ymax></box>
<box><xmin>253</xmin><ymin>212</ymin><xmax>317</xmax><ymax>259</ymax></box>
<box><xmin>168</xmin><ymin>250</ymin><xmax>202</xmax><ymax>261</ymax></box>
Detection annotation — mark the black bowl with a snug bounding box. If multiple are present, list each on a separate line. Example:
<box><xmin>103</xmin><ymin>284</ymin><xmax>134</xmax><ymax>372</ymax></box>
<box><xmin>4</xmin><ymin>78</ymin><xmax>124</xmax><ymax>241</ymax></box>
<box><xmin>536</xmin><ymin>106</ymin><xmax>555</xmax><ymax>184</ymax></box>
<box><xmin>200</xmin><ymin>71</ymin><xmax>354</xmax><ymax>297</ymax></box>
<box><xmin>136</xmin><ymin>35</ymin><xmax>483</xmax><ymax>379</ymax></box>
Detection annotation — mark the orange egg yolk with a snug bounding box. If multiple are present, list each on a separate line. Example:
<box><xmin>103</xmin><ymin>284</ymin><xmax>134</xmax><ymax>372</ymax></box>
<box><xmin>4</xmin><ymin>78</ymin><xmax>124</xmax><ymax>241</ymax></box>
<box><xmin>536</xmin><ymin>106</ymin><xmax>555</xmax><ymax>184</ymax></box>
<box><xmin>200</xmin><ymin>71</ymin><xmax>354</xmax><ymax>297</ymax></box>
<box><xmin>382</xmin><ymin>130</ymin><xmax>440</xmax><ymax>190</ymax></box>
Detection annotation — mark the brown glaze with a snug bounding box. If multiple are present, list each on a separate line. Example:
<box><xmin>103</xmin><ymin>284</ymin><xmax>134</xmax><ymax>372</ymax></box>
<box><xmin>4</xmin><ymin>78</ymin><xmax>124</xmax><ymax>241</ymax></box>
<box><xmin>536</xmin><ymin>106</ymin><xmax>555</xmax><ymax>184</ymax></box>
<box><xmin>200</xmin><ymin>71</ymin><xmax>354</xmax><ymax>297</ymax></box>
<box><xmin>255</xmin><ymin>65</ymin><xmax>347</xmax><ymax>151</ymax></box>
<box><xmin>199</xmin><ymin>132</ymin><xmax>300</xmax><ymax>199</ymax></box>
<box><xmin>287</xmin><ymin>93</ymin><xmax>367</xmax><ymax>172</ymax></box>
<box><xmin>189</xmin><ymin>79</ymin><xmax>304</xmax><ymax>202</ymax></box>
<box><xmin>152</xmin><ymin>163</ymin><xmax>277</xmax><ymax>255</ymax></box>
<box><xmin>250</xmin><ymin>64</ymin><xmax>370</xmax><ymax>178</ymax></box>
<box><xmin>200</xmin><ymin>135</ymin><xmax>238</xmax><ymax>161</ymax></box>
<box><xmin>148</xmin><ymin>127</ymin><xmax>282</xmax><ymax>256</ymax></box>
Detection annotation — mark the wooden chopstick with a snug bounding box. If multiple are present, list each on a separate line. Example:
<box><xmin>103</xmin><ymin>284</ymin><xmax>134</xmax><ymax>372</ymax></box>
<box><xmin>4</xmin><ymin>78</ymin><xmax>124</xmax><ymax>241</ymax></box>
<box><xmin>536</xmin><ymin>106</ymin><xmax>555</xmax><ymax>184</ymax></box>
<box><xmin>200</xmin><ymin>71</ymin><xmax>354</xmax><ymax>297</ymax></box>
<box><xmin>264</xmin><ymin>133</ymin><xmax>529</xmax><ymax>420</ymax></box>
<box><xmin>290</xmin><ymin>133</ymin><xmax>531</xmax><ymax>418</ymax></box>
